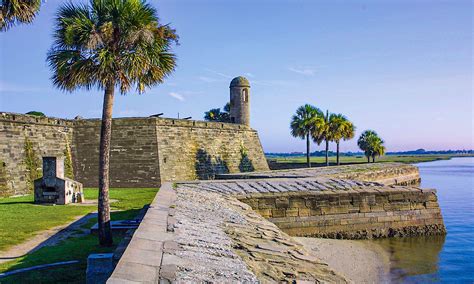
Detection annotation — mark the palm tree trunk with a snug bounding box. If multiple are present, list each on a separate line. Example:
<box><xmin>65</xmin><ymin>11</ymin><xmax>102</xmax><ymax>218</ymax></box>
<box><xmin>306</xmin><ymin>133</ymin><xmax>311</xmax><ymax>168</ymax></box>
<box><xmin>98</xmin><ymin>82</ymin><xmax>114</xmax><ymax>247</ymax></box>
<box><xmin>336</xmin><ymin>141</ymin><xmax>340</xmax><ymax>165</ymax></box>
<box><xmin>325</xmin><ymin>139</ymin><xmax>329</xmax><ymax>166</ymax></box>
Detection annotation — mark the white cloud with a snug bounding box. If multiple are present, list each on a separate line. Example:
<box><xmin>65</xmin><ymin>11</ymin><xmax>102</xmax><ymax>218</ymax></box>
<box><xmin>168</xmin><ymin>92</ymin><xmax>185</xmax><ymax>101</ymax></box>
<box><xmin>245</xmin><ymin>73</ymin><xmax>255</xmax><ymax>78</ymax></box>
<box><xmin>252</xmin><ymin>79</ymin><xmax>296</xmax><ymax>87</ymax></box>
<box><xmin>198</xmin><ymin>76</ymin><xmax>218</xmax><ymax>83</ymax></box>
<box><xmin>204</xmin><ymin>68</ymin><xmax>232</xmax><ymax>79</ymax></box>
<box><xmin>288</xmin><ymin>67</ymin><xmax>315</xmax><ymax>76</ymax></box>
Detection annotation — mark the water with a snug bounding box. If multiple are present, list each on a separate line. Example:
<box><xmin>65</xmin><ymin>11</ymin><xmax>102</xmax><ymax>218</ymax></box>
<box><xmin>374</xmin><ymin>157</ymin><xmax>474</xmax><ymax>283</ymax></box>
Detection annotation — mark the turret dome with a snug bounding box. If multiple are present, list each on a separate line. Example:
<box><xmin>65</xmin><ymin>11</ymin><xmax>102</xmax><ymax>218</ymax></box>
<box><xmin>230</xmin><ymin>76</ymin><xmax>250</xmax><ymax>88</ymax></box>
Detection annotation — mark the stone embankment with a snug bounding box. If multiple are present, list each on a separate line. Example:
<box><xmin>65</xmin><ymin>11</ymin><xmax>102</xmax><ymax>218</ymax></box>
<box><xmin>109</xmin><ymin>172</ymin><xmax>445</xmax><ymax>283</ymax></box>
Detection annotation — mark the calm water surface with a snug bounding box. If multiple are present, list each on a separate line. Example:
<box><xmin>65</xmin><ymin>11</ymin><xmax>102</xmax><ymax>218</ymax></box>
<box><xmin>374</xmin><ymin>157</ymin><xmax>474</xmax><ymax>283</ymax></box>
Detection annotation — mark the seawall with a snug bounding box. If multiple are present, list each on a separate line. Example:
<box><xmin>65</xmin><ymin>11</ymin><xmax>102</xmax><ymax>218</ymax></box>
<box><xmin>237</xmin><ymin>186</ymin><xmax>444</xmax><ymax>239</ymax></box>
<box><xmin>0</xmin><ymin>112</ymin><xmax>269</xmax><ymax>196</ymax></box>
<box><xmin>108</xmin><ymin>177</ymin><xmax>445</xmax><ymax>282</ymax></box>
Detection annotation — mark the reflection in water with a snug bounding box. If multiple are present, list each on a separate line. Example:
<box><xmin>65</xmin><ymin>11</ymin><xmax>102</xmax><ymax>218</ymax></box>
<box><xmin>374</xmin><ymin>235</ymin><xmax>445</xmax><ymax>282</ymax></box>
<box><xmin>364</xmin><ymin>157</ymin><xmax>474</xmax><ymax>283</ymax></box>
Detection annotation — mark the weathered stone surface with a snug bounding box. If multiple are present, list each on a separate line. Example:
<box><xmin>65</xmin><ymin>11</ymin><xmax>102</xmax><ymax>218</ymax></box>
<box><xmin>217</xmin><ymin>162</ymin><xmax>421</xmax><ymax>186</ymax></box>
<box><xmin>175</xmin><ymin>178</ymin><xmax>446</xmax><ymax>240</ymax></box>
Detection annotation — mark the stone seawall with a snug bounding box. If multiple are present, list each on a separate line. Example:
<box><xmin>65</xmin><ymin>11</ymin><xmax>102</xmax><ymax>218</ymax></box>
<box><xmin>178</xmin><ymin>178</ymin><xmax>446</xmax><ymax>239</ymax></box>
<box><xmin>109</xmin><ymin>177</ymin><xmax>445</xmax><ymax>282</ymax></box>
<box><xmin>237</xmin><ymin>188</ymin><xmax>444</xmax><ymax>239</ymax></box>
<box><xmin>0</xmin><ymin>112</ymin><xmax>269</xmax><ymax>195</ymax></box>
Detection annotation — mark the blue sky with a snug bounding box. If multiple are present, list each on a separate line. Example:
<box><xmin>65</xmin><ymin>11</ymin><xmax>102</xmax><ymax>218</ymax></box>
<box><xmin>0</xmin><ymin>0</ymin><xmax>472</xmax><ymax>152</ymax></box>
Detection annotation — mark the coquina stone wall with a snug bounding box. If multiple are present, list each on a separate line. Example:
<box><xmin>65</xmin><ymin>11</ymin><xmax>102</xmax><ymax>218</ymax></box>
<box><xmin>154</xmin><ymin>119</ymin><xmax>268</xmax><ymax>182</ymax></box>
<box><xmin>0</xmin><ymin>113</ymin><xmax>74</xmax><ymax>197</ymax></box>
<box><xmin>237</xmin><ymin>187</ymin><xmax>445</xmax><ymax>239</ymax></box>
<box><xmin>73</xmin><ymin>118</ymin><xmax>161</xmax><ymax>188</ymax></box>
<box><xmin>0</xmin><ymin>112</ymin><xmax>269</xmax><ymax>196</ymax></box>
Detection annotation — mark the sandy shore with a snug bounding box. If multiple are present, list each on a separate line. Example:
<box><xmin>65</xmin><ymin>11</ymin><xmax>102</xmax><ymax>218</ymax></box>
<box><xmin>295</xmin><ymin>237</ymin><xmax>391</xmax><ymax>283</ymax></box>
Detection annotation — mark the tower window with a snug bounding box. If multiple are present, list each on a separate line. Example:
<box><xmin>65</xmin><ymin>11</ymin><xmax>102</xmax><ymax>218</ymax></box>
<box><xmin>242</xmin><ymin>89</ymin><xmax>248</xmax><ymax>102</ymax></box>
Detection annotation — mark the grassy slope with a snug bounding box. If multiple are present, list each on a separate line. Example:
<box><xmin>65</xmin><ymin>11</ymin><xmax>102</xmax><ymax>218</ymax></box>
<box><xmin>0</xmin><ymin>188</ymin><xmax>158</xmax><ymax>283</ymax></box>
<box><xmin>268</xmin><ymin>154</ymin><xmax>463</xmax><ymax>165</ymax></box>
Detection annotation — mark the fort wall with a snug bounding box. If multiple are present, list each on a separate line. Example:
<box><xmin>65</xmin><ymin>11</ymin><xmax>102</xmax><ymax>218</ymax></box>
<box><xmin>0</xmin><ymin>112</ymin><xmax>269</xmax><ymax>196</ymax></box>
<box><xmin>0</xmin><ymin>113</ymin><xmax>74</xmax><ymax>196</ymax></box>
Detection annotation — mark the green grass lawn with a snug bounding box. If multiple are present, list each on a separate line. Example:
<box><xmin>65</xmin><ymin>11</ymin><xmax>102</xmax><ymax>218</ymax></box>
<box><xmin>268</xmin><ymin>154</ymin><xmax>464</xmax><ymax>166</ymax></box>
<box><xmin>0</xmin><ymin>188</ymin><xmax>158</xmax><ymax>283</ymax></box>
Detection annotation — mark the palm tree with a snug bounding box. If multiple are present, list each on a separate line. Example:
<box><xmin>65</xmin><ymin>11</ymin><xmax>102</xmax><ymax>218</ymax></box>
<box><xmin>371</xmin><ymin>138</ymin><xmax>386</xmax><ymax>162</ymax></box>
<box><xmin>328</xmin><ymin>113</ymin><xmax>355</xmax><ymax>165</ymax></box>
<box><xmin>47</xmin><ymin>0</ymin><xmax>178</xmax><ymax>246</ymax></box>
<box><xmin>312</xmin><ymin>110</ymin><xmax>331</xmax><ymax>166</ymax></box>
<box><xmin>0</xmin><ymin>0</ymin><xmax>41</xmax><ymax>31</ymax></box>
<box><xmin>358</xmin><ymin>130</ymin><xmax>384</xmax><ymax>163</ymax></box>
<box><xmin>290</xmin><ymin>104</ymin><xmax>324</xmax><ymax>167</ymax></box>
<box><xmin>204</xmin><ymin>103</ymin><xmax>231</xmax><ymax>122</ymax></box>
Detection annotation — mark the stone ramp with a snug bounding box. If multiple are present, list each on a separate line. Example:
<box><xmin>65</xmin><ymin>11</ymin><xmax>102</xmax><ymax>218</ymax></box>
<box><xmin>178</xmin><ymin>177</ymin><xmax>383</xmax><ymax>195</ymax></box>
<box><xmin>216</xmin><ymin>162</ymin><xmax>421</xmax><ymax>186</ymax></box>
<box><xmin>108</xmin><ymin>182</ymin><xmax>347</xmax><ymax>283</ymax></box>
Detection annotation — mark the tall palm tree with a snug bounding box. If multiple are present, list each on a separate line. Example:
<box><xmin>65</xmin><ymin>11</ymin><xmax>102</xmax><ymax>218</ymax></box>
<box><xmin>328</xmin><ymin>113</ymin><xmax>355</xmax><ymax>165</ymax></box>
<box><xmin>47</xmin><ymin>0</ymin><xmax>178</xmax><ymax>246</ymax></box>
<box><xmin>0</xmin><ymin>0</ymin><xmax>41</xmax><ymax>31</ymax></box>
<box><xmin>358</xmin><ymin>130</ymin><xmax>384</xmax><ymax>163</ymax></box>
<box><xmin>290</xmin><ymin>104</ymin><xmax>324</xmax><ymax>167</ymax></box>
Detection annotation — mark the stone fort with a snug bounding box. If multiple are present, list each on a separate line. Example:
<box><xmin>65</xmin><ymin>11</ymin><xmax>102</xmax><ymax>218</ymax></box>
<box><xmin>0</xmin><ymin>76</ymin><xmax>269</xmax><ymax>197</ymax></box>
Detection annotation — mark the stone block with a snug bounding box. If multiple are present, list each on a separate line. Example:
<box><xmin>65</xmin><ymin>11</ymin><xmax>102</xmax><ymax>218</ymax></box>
<box><xmin>285</xmin><ymin>208</ymin><xmax>299</xmax><ymax>217</ymax></box>
<box><xmin>298</xmin><ymin>208</ymin><xmax>311</xmax><ymax>217</ymax></box>
<box><xmin>86</xmin><ymin>253</ymin><xmax>114</xmax><ymax>284</ymax></box>
<box><xmin>275</xmin><ymin>197</ymin><xmax>289</xmax><ymax>208</ymax></box>
<box><xmin>271</xmin><ymin>208</ymin><xmax>286</xmax><ymax>218</ymax></box>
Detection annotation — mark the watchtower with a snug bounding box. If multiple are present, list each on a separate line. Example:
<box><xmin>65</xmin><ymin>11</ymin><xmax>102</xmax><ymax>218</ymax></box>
<box><xmin>229</xmin><ymin>76</ymin><xmax>250</xmax><ymax>126</ymax></box>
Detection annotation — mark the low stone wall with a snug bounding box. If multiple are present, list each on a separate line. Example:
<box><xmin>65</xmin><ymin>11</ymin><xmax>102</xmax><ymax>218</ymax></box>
<box><xmin>237</xmin><ymin>188</ymin><xmax>445</xmax><ymax>239</ymax></box>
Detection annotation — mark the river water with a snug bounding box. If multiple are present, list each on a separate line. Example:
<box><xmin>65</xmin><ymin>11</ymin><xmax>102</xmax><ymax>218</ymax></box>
<box><xmin>373</xmin><ymin>157</ymin><xmax>474</xmax><ymax>283</ymax></box>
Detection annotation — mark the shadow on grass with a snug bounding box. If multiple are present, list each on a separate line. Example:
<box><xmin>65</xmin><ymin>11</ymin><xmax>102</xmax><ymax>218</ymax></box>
<box><xmin>0</xmin><ymin>201</ymin><xmax>35</xmax><ymax>205</ymax></box>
